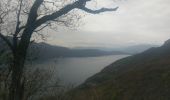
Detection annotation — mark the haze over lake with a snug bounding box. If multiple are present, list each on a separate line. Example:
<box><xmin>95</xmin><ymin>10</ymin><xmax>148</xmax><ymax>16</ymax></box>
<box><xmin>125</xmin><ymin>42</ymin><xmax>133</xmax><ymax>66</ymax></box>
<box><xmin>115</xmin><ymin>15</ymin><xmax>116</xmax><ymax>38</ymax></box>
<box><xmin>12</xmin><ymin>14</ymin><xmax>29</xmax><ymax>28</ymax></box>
<box><xmin>34</xmin><ymin>55</ymin><xmax>129</xmax><ymax>86</ymax></box>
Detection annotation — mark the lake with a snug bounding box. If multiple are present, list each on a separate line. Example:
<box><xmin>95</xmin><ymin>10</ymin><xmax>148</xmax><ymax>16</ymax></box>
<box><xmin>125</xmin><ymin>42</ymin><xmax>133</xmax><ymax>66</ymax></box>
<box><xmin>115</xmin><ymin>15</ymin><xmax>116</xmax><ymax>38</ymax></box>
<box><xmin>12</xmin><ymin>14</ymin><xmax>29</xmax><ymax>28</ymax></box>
<box><xmin>34</xmin><ymin>55</ymin><xmax>129</xmax><ymax>86</ymax></box>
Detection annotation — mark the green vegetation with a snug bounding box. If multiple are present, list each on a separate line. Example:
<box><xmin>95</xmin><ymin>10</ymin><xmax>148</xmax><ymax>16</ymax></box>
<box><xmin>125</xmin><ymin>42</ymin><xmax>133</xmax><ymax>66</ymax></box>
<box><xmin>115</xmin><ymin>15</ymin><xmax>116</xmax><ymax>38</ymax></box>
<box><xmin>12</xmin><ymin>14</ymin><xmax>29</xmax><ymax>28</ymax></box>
<box><xmin>70</xmin><ymin>40</ymin><xmax>170</xmax><ymax>100</ymax></box>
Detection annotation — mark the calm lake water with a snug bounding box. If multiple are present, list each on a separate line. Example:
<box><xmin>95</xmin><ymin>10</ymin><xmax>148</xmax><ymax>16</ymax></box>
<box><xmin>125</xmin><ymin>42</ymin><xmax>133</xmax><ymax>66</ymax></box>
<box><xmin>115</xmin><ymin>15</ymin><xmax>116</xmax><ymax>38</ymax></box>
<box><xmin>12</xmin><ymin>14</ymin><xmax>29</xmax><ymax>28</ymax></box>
<box><xmin>34</xmin><ymin>55</ymin><xmax>129</xmax><ymax>86</ymax></box>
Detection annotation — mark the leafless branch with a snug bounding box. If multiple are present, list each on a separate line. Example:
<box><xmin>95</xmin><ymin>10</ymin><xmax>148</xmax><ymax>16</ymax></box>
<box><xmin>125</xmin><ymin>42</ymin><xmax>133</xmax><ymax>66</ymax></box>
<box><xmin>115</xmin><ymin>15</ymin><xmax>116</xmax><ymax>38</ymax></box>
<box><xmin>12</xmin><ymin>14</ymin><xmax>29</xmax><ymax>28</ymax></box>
<box><xmin>13</xmin><ymin>0</ymin><xmax>24</xmax><ymax>51</ymax></box>
<box><xmin>35</xmin><ymin>0</ymin><xmax>118</xmax><ymax>28</ymax></box>
<box><xmin>35</xmin><ymin>1</ymin><xmax>79</xmax><ymax>28</ymax></box>
<box><xmin>18</xmin><ymin>26</ymin><xmax>26</xmax><ymax>32</ymax></box>
<box><xmin>79</xmin><ymin>7</ymin><xmax>119</xmax><ymax>14</ymax></box>
<box><xmin>26</xmin><ymin>0</ymin><xmax>44</xmax><ymax>26</ymax></box>
<box><xmin>14</xmin><ymin>0</ymin><xmax>23</xmax><ymax>36</ymax></box>
<box><xmin>0</xmin><ymin>33</ymin><xmax>13</xmax><ymax>52</ymax></box>
<box><xmin>34</xmin><ymin>23</ymin><xmax>51</xmax><ymax>33</ymax></box>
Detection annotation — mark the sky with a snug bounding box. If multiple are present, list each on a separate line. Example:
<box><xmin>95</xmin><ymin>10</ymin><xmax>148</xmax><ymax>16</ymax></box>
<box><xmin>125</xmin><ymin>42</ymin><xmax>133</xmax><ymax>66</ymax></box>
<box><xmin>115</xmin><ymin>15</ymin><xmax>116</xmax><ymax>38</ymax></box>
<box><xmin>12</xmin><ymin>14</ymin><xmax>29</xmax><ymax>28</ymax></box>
<box><xmin>46</xmin><ymin>0</ymin><xmax>170</xmax><ymax>48</ymax></box>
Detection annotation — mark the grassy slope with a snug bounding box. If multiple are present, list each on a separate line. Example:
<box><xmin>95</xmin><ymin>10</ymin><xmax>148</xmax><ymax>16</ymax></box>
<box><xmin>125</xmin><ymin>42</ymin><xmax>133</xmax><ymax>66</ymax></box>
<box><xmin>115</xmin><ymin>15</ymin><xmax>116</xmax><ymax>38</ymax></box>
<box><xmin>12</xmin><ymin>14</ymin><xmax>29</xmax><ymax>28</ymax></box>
<box><xmin>70</xmin><ymin>41</ymin><xmax>170</xmax><ymax>100</ymax></box>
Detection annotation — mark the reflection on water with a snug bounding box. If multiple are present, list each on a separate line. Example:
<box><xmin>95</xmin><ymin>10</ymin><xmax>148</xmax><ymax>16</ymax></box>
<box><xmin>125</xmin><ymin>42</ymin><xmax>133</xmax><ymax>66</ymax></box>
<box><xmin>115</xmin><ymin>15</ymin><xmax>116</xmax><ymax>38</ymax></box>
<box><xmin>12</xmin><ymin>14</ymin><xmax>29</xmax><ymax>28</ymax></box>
<box><xmin>34</xmin><ymin>55</ymin><xmax>129</xmax><ymax>86</ymax></box>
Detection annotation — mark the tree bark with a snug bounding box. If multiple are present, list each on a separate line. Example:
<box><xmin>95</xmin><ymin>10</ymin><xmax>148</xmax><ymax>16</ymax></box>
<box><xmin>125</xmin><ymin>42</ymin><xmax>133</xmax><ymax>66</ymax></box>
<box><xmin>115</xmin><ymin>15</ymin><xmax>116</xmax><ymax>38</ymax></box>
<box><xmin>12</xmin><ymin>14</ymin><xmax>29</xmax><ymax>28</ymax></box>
<box><xmin>9</xmin><ymin>54</ymin><xmax>25</xmax><ymax>100</ymax></box>
<box><xmin>9</xmin><ymin>28</ymin><xmax>33</xmax><ymax>100</ymax></box>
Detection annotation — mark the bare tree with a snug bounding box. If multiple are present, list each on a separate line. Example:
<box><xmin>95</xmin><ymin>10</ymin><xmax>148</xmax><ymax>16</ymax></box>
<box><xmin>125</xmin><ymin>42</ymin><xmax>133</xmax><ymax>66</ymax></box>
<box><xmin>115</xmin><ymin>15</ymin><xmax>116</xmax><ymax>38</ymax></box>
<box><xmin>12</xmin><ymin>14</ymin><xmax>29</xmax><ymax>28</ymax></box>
<box><xmin>0</xmin><ymin>0</ymin><xmax>118</xmax><ymax>100</ymax></box>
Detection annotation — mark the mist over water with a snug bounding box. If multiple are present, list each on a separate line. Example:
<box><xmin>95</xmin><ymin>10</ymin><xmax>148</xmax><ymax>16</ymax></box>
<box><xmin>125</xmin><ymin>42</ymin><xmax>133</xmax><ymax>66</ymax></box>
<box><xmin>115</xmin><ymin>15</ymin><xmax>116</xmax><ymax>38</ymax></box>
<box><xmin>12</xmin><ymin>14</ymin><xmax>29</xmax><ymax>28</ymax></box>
<box><xmin>34</xmin><ymin>55</ymin><xmax>129</xmax><ymax>86</ymax></box>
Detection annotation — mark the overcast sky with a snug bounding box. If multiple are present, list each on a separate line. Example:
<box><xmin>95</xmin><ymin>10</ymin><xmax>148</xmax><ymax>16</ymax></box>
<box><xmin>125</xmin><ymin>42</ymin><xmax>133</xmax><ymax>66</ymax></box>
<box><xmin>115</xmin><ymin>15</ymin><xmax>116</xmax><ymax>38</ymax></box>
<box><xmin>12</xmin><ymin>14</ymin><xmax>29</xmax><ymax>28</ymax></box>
<box><xmin>46</xmin><ymin>0</ymin><xmax>170</xmax><ymax>48</ymax></box>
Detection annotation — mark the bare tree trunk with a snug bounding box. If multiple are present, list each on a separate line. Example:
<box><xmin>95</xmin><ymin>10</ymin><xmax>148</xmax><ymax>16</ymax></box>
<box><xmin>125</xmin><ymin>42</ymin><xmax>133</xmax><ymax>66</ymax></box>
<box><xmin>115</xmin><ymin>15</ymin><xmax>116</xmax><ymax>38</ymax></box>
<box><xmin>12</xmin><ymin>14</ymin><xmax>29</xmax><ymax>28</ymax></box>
<box><xmin>9</xmin><ymin>29</ymin><xmax>33</xmax><ymax>100</ymax></box>
<box><xmin>9</xmin><ymin>53</ymin><xmax>25</xmax><ymax>100</ymax></box>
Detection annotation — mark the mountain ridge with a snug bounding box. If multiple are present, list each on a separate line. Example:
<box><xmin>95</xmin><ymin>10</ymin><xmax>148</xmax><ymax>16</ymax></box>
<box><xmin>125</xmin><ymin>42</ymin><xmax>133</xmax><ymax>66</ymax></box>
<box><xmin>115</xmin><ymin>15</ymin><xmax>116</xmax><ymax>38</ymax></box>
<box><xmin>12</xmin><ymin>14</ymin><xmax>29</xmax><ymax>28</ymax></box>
<box><xmin>71</xmin><ymin>39</ymin><xmax>170</xmax><ymax>100</ymax></box>
<box><xmin>28</xmin><ymin>42</ymin><xmax>127</xmax><ymax>61</ymax></box>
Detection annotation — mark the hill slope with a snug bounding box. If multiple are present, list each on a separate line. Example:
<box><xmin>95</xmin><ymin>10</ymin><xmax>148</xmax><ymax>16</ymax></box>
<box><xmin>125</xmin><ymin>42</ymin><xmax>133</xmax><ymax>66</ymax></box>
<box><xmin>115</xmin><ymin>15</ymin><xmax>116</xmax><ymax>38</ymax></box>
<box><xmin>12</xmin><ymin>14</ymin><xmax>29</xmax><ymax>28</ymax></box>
<box><xmin>28</xmin><ymin>42</ymin><xmax>126</xmax><ymax>60</ymax></box>
<box><xmin>119</xmin><ymin>44</ymin><xmax>159</xmax><ymax>54</ymax></box>
<box><xmin>71</xmin><ymin>39</ymin><xmax>170</xmax><ymax>100</ymax></box>
<box><xmin>74</xmin><ymin>44</ymin><xmax>159</xmax><ymax>54</ymax></box>
<box><xmin>0</xmin><ymin>39</ymin><xmax>127</xmax><ymax>62</ymax></box>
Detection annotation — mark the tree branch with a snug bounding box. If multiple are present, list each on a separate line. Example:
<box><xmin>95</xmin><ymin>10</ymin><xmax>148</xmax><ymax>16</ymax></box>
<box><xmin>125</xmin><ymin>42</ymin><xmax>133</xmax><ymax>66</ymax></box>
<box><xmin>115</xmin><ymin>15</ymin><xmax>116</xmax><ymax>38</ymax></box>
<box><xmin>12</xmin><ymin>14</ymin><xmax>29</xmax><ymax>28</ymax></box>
<box><xmin>35</xmin><ymin>1</ymin><xmax>79</xmax><ymax>28</ymax></box>
<box><xmin>34</xmin><ymin>23</ymin><xmax>50</xmax><ymax>32</ymax></box>
<box><xmin>14</xmin><ymin>0</ymin><xmax>23</xmax><ymax>35</ymax></box>
<box><xmin>0</xmin><ymin>33</ymin><xmax>14</xmax><ymax>52</ymax></box>
<box><xmin>79</xmin><ymin>7</ymin><xmax>119</xmax><ymax>14</ymax></box>
<box><xmin>13</xmin><ymin>0</ymin><xmax>24</xmax><ymax>52</ymax></box>
<box><xmin>35</xmin><ymin>0</ymin><xmax>118</xmax><ymax>28</ymax></box>
<box><xmin>26</xmin><ymin>0</ymin><xmax>44</xmax><ymax>27</ymax></box>
<box><xmin>18</xmin><ymin>0</ymin><xmax>44</xmax><ymax>48</ymax></box>
<box><xmin>18</xmin><ymin>26</ymin><xmax>26</xmax><ymax>32</ymax></box>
